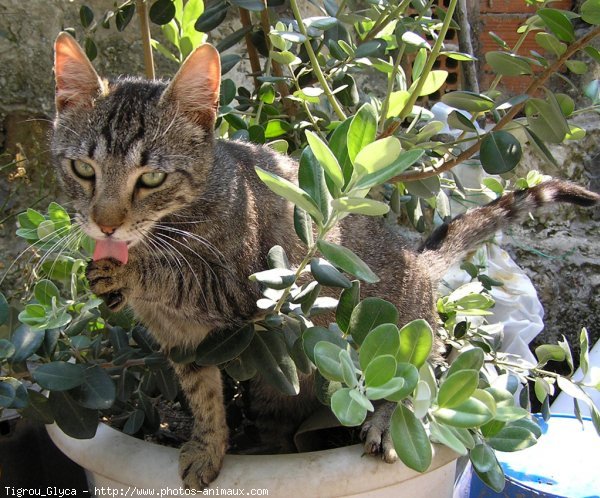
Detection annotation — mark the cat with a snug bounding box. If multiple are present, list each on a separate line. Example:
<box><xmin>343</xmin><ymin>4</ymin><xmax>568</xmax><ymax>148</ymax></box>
<box><xmin>51</xmin><ymin>32</ymin><xmax>599</xmax><ymax>490</ymax></box>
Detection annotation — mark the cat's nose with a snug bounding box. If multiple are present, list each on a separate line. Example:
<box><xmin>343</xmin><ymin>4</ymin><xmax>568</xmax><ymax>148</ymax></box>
<box><xmin>98</xmin><ymin>224</ymin><xmax>119</xmax><ymax>236</ymax></box>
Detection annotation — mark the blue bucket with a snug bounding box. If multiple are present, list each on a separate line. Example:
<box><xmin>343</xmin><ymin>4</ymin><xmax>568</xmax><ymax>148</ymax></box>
<box><xmin>469</xmin><ymin>414</ymin><xmax>600</xmax><ymax>498</ymax></box>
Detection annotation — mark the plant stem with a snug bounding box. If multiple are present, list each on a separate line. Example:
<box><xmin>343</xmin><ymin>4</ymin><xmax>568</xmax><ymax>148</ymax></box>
<box><xmin>386</xmin><ymin>24</ymin><xmax>600</xmax><ymax>182</ymax></box>
<box><xmin>273</xmin><ymin>215</ymin><xmax>339</xmax><ymax>313</ymax></box>
<box><xmin>396</xmin><ymin>0</ymin><xmax>458</xmax><ymax>124</ymax></box>
<box><xmin>240</xmin><ymin>8</ymin><xmax>261</xmax><ymax>90</ymax></box>
<box><xmin>259</xmin><ymin>4</ymin><xmax>296</xmax><ymax>117</ymax></box>
<box><xmin>289</xmin><ymin>0</ymin><xmax>347</xmax><ymax>121</ymax></box>
<box><xmin>364</xmin><ymin>0</ymin><xmax>411</xmax><ymax>42</ymax></box>
<box><xmin>379</xmin><ymin>44</ymin><xmax>406</xmax><ymax>133</ymax></box>
<box><xmin>136</xmin><ymin>0</ymin><xmax>155</xmax><ymax>79</ymax></box>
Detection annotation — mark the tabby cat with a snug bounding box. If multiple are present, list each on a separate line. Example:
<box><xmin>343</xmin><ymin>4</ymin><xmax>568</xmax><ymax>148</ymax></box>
<box><xmin>52</xmin><ymin>33</ymin><xmax>599</xmax><ymax>490</ymax></box>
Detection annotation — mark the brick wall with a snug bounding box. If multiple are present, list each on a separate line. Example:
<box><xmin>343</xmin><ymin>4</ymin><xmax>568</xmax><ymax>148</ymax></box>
<box><xmin>477</xmin><ymin>0</ymin><xmax>574</xmax><ymax>93</ymax></box>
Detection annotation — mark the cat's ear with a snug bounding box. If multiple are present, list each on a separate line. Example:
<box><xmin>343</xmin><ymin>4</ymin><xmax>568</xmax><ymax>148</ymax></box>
<box><xmin>161</xmin><ymin>44</ymin><xmax>221</xmax><ymax>130</ymax></box>
<box><xmin>54</xmin><ymin>32</ymin><xmax>106</xmax><ymax>112</ymax></box>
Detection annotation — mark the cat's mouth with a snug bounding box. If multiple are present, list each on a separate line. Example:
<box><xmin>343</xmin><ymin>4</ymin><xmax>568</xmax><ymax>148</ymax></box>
<box><xmin>93</xmin><ymin>238</ymin><xmax>131</xmax><ymax>265</ymax></box>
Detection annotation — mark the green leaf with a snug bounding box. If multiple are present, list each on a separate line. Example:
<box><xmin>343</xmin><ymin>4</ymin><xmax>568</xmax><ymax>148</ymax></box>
<box><xmin>299</xmin><ymin>147</ymin><xmax>333</xmax><ymax>220</ymax></box>
<box><xmin>480</xmin><ymin>131</ymin><xmax>522</xmax><ymax>174</ymax></box>
<box><xmin>33</xmin><ymin>361</ymin><xmax>87</xmax><ymax>391</ymax></box>
<box><xmin>0</xmin><ymin>339</ymin><xmax>15</xmax><ymax>360</ymax></box>
<box><xmin>488</xmin><ymin>426</ymin><xmax>537</xmax><ymax>452</ymax></box>
<box><xmin>339</xmin><ymin>349</ymin><xmax>358</xmax><ymax>388</ymax></box>
<box><xmin>411</xmin><ymin>70</ymin><xmax>448</xmax><ymax>97</ymax></box>
<box><xmin>429</xmin><ymin>420</ymin><xmax>468</xmax><ymax>455</ymax></box>
<box><xmin>364</xmin><ymin>355</ymin><xmax>397</xmax><ymax>387</ymax></box>
<box><xmin>0</xmin><ymin>292</ymin><xmax>8</xmax><ymax>326</ymax></box>
<box><xmin>582</xmin><ymin>0</ymin><xmax>600</xmax><ymax>24</ymax></box>
<box><xmin>385</xmin><ymin>362</ymin><xmax>420</xmax><ymax>402</ymax></box>
<box><xmin>294</xmin><ymin>206</ymin><xmax>313</xmax><ymax>246</ymax></box>
<box><xmin>10</xmin><ymin>325</ymin><xmax>45</xmax><ymax>363</ymax></box>
<box><xmin>329</xmin><ymin>118</ymin><xmax>353</xmax><ymax>184</ymax></box>
<box><xmin>537</xmin><ymin>8</ymin><xmax>575</xmax><ymax>42</ymax></box>
<box><xmin>535</xmin><ymin>344</ymin><xmax>566</xmax><ymax>366</ymax></box>
<box><xmin>74</xmin><ymin>365</ymin><xmax>116</xmax><ymax>409</ymax></box>
<box><xmin>310</xmin><ymin>258</ymin><xmax>351</xmax><ymax>288</ymax></box>
<box><xmin>365</xmin><ymin>376</ymin><xmax>406</xmax><ymax>400</ymax></box>
<box><xmin>0</xmin><ymin>381</ymin><xmax>15</xmax><ymax>408</ymax></box>
<box><xmin>438</xmin><ymin>370</ymin><xmax>479</xmax><ymax>408</ymax></box>
<box><xmin>116</xmin><ymin>4</ymin><xmax>136</xmax><ymax>31</ymax></box>
<box><xmin>472</xmin><ymin>450</ymin><xmax>505</xmax><ymax>493</ymax></box>
<box><xmin>267</xmin><ymin>245</ymin><xmax>290</xmax><ymax>270</ymax></box>
<box><xmin>347</xmin><ymin>297</ymin><xmax>398</xmax><ymax>346</ymax></box>
<box><xmin>353</xmin><ymin>149</ymin><xmax>424</xmax><ymax>190</ymax></box>
<box><xmin>79</xmin><ymin>5</ymin><xmax>94</xmax><ymax>28</ymax></box>
<box><xmin>447</xmin><ymin>111</ymin><xmax>477</xmax><ymax>132</ymax></box>
<box><xmin>317</xmin><ymin>240</ymin><xmax>379</xmax><ymax>284</ymax></box>
<box><xmin>149</xmin><ymin>0</ymin><xmax>176</xmax><ymax>25</ymax></box>
<box><xmin>355</xmin><ymin>40</ymin><xmax>386</xmax><ymax>58</ymax></box>
<box><xmin>314</xmin><ymin>341</ymin><xmax>345</xmax><ymax>382</ymax></box>
<box><xmin>331</xmin><ymin>197</ymin><xmax>390</xmax><ymax>216</ymax></box>
<box><xmin>397</xmin><ymin>319</ymin><xmax>433</xmax><ymax>369</ymax></box>
<box><xmin>264</xmin><ymin>119</ymin><xmax>291</xmax><ymax>138</ymax></box>
<box><xmin>331</xmin><ymin>387</ymin><xmax>368</xmax><ymax>426</ymax></box>
<box><xmin>391</xmin><ymin>404</ymin><xmax>432</xmax><ymax>472</ymax></box>
<box><xmin>34</xmin><ymin>280</ymin><xmax>60</xmax><ymax>306</ymax></box>
<box><xmin>353</xmin><ymin>137</ymin><xmax>402</xmax><ymax>177</ymax></box>
<box><xmin>348</xmin><ymin>389</ymin><xmax>374</xmax><ymax>412</ymax></box>
<box><xmin>302</xmin><ymin>326</ymin><xmax>347</xmax><ymax>364</ymax></box>
<box><xmin>247</xmin><ymin>331</ymin><xmax>299</xmax><ymax>395</ymax></box>
<box><xmin>195</xmin><ymin>2</ymin><xmax>228</xmax><ymax>32</ymax></box>
<box><xmin>434</xmin><ymin>397</ymin><xmax>494</xmax><ymax>428</ymax></box>
<box><xmin>256</xmin><ymin>167</ymin><xmax>324</xmax><ymax>224</ymax></box>
<box><xmin>347</xmin><ymin>104</ymin><xmax>377</xmax><ymax>163</ymax></box>
<box><xmin>305</xmin><ymin>131</ymin><xmax>344</xmax><ymax>188</ymax></box>
<box><xmin>470</xmin><ymin>443</ymin><xmax>496</xmax><ymax>473</ymax></box>
<box><xmin>49</xmin><ymin>391</ymin><xmax>98</xmax><ymax>439</ymax></box>
<box><xmin>447</xmin><ymin>348</ymin><xmax>485</xmax><ymax>377</ymax></box>
<box><xmin>359</xmin><ymin>323</ymin><xmax>400</xmax><ymax>370</ymax></box>
<box><xmin>19</xmin><ymin>389</ymin><xmax>54</xmax><ymax>424</ymax></box>
<box><xmin>229</xmin><ymin>0</ymin><xmax>265</xmax><ymax>11</ymax></box>
<box><xmin>195</xmin><ymin>323</ymin><xmax>254</xmax><ymax>365</ymax></box>
<box><xmin>123</xmin><ymin>409</ymin><xmax>145</xmax><ymax>435</ymax></box>
<box><xmin>485</xmin><ymin>52</ymin><xmax>532</xmax><ymax>76</ymax></box>
<box><xmin>249</xmin><ymin>268</ymin><xmax>296</xmax><ymax>290</ymax></box>
<box><xmin>580</xmin><ymin>328</ymin><xmax>590</xmax><ymax>376</ymax></box>
<box><xmin>525</xmin><ymin>95</ymin><xmax>570</xmax><ymax>143</ymax></box>
<box><xmin>565</xmin><ymin>60</ymin><xmax>588</xmax><ymax>75</ymax></box>
<box><xmin>535</xmin><ymin>32</ymin><xmax>566</xmax><ymax>56</ymax></box>
<box><xmin>336</xmin><ymin>281</ymin><xmax>360</xmax><ymax>333</ymax></box>
<box><xmin>386</xmin><ymin>91</ymin><xmax>410</xmax><ymax>118</ymax></box>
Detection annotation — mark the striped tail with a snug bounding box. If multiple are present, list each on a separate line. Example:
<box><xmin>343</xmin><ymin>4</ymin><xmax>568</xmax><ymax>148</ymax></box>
<box><xmin>419</xmin><ymin>179</ymin><xmax>600</xmax><ymax>280</ymax></box>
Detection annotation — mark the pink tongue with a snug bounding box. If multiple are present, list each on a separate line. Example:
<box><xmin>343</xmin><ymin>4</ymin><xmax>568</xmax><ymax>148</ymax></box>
<box><xmin>93</xmin><ymin>239</ymin><xmax>129</xmax><ymax>264</ymax></box>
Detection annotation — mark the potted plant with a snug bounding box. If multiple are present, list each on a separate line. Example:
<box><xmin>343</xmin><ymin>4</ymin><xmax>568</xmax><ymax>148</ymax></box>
<box><xmin>1</xmin><ymin>0</ymin><xmax>600</xmax><ymax>495</ymax></box>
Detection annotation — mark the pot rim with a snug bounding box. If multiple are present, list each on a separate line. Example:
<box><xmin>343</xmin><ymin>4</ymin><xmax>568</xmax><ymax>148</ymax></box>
<box><xmin>47</xmin><ymin>422</ymin><xmax>458</xmax><ymax>495</ymax></box>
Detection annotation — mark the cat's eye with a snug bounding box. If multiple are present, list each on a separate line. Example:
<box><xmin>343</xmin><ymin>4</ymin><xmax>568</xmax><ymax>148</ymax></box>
<box><xmin>71</xmin><ymin>160</ymin><xmax>95</xmax><ymax>180</ymax></box>
<box><xmin>138</xmin><ymin>171</ymin><xmax>167</xmax><ymax>188</ymax></box>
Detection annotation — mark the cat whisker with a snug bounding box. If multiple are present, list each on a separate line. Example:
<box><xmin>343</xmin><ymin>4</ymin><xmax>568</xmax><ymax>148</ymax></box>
<box><xmin>147</xmin><ymin>231</ymin><xmax>209</xmax><ymax>309</ymax></box>
<box><xmin>153</xmin><ymin>225</ymin><xmax>227</xmax><ymax>266</ymax></box>
<box><xmin>1</xmin><ymin>223</ymin><xmax>77</xmax><ymax>288</ymax></box>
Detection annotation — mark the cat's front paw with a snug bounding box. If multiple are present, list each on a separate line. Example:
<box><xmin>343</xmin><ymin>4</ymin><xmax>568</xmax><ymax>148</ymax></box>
<box><xmin>360</xmin><ymin>402</ymin><xmax>398</xmax><ymax>464</ymax></box>
<box><xmin>179</xmin><ymin>440</ymin><xmax>225</xmax><ymax>490</ymax></box>
<box><xmin>86</xmin><ymin>258</ymin><xmax>128</xmax><ymax>311</ymax></box>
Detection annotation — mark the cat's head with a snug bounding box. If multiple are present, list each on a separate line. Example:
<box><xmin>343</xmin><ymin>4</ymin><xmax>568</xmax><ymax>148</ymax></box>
<box><xmin>51</xmin><ymin>32</ymin><xmax>221</xmax><ymax>251</ymax></box>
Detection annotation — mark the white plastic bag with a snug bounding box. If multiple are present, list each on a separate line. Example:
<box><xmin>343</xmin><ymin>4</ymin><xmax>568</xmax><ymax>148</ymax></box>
<box><xmin>440</xmin><ymin>238</ymin><xmax>544</xmax><ymax>365</ymax></box>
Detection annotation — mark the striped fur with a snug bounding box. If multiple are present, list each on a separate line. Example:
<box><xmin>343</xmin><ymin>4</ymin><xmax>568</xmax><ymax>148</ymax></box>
<box><xmin>419</xmin><ymin>180</ymin><xmax>600</xmax><ymax>281</ymax></box>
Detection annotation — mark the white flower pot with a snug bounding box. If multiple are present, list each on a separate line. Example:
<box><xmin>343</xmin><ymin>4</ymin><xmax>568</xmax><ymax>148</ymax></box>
<box><xmin>47</xmin><ymin>423</ymin><xmax>458</xmax><ymax>497</ymax></box>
